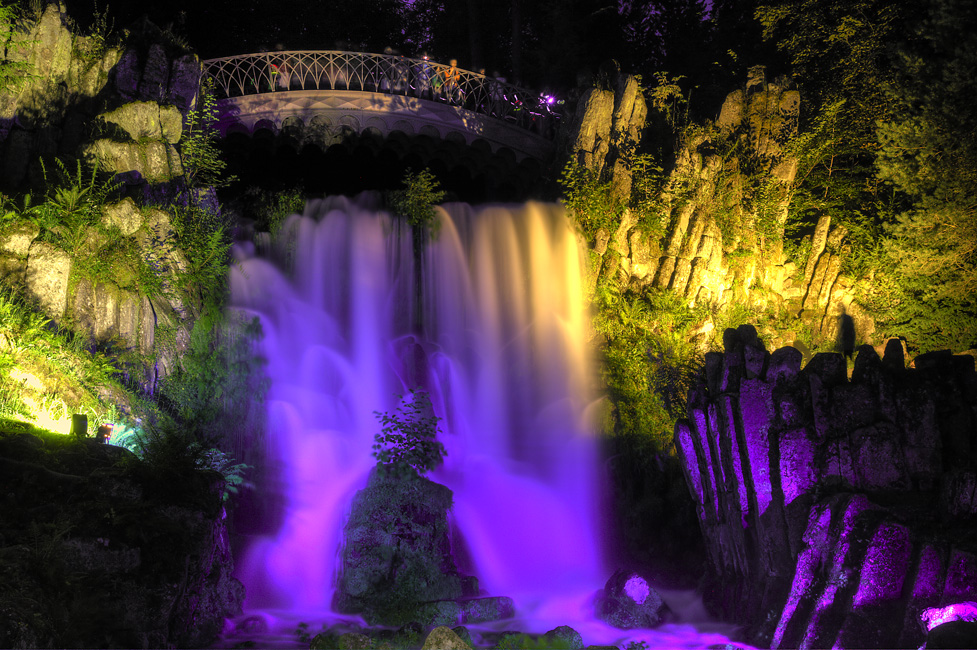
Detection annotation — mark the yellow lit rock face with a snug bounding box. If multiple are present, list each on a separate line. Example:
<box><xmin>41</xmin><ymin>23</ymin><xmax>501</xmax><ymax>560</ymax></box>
<box><xmin>9</xmin><ymin>367</ymin><xmax>43</xmax><ymax>392</ymax></box>
<box><xmin>25</xmin><ymin>241</ymin><xmax>71</xmax><ymax>319</ymax></box>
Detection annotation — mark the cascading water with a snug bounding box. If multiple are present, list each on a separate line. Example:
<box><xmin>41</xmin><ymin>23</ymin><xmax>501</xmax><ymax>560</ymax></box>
<box><xmin>223</xmin><ymin>196</ymin><xmax>753</xmax><ymax>648</ymax></box>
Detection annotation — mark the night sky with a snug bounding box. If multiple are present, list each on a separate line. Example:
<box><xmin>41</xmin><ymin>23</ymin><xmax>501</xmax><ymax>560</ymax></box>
<box><xmin>58</xmin><ymin>0</ymin><xmax>768</xmax><ymax>97</ymax></box>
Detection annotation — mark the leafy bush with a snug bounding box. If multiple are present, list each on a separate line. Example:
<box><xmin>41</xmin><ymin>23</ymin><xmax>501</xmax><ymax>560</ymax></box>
<box><xmin>238</xmin><ymin>185</ymin><xmax>305</xmax><ymax>237</ymax></box>
<box><xmin>179</xmin><ymin>77</ymin><xmax>233</xmax><ymax>190</ymax></box>
<box><xmin>114</xmin><ymin>419</ymin><xmax>251</xmax><ymax>503</ymax></box>
<box><xmin>559</xmin><ymin>159</ymin><xmax>623</xmax><ymax>242</ymax></box>
<box><xmin>372</xmin><ymin>389</ymin><xmax>446</xmax><ymax>476</ymax></box>
<box><xmin>389</xmin><ymin>168</ymin><xmax>445</xmax><ymax>231</ymax></box>
<box><xmin>592</xmin><ymin>282</ymin><xmax>706</xmax><ymax>453</ymax></box>
<box><xmin>169</xmin><ymin>202</ymin><xmax>231</xmax><ymax>314</ymax></box>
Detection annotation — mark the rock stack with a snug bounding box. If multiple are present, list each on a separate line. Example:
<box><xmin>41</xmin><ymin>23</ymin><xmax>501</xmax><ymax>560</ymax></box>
<box><xmin>675</xmin><ymin>325</ymin><xmax>977</xmax><ymax>647</ymax></box>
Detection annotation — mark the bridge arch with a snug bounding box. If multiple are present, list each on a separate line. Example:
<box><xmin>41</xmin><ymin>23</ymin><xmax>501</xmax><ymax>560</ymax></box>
<box><xmin>202</xmin><ymin>51</ymin><xmax>563</xmax><ymax>169</ymax></box>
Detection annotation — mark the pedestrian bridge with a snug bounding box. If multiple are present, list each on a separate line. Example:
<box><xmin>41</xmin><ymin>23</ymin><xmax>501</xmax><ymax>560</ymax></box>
<box><xmin>201</xmin><ymin>51</ymin><xmax>562</xmax><ymax>164</ymax></box>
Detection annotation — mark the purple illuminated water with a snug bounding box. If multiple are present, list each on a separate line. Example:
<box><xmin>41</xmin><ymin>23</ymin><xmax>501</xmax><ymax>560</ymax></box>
<box><xmin>223</xmin><ymin>196</ymin><xmax>753</xmax><ymax>649</ymax></box>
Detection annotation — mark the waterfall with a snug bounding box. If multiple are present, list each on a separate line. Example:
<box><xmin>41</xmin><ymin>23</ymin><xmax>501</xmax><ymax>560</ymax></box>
<box><xmin>228</xmin><ymin>196</ymin><xmax>603</xmax><ymax>613</ymax></box>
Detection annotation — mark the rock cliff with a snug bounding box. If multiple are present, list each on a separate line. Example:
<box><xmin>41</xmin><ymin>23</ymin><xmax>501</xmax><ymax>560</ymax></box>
<box><xmin>0</xmin><ymin>4</ymin><xmax>211</xmax><ymax>387</ymax></box>
<box><xmin>1</xmin><ymin>3</ymin><xmax>199</xmax><ymax>191</ymax></box>
<box><xmin>674</xmin><ymin>326</ymin><xmax>977</xmax><ymax>647</ymax></box>
<box><xmin>562</xmin><ymin>65</ymin><xmax>875</xmax><ymax>351</ymax></box>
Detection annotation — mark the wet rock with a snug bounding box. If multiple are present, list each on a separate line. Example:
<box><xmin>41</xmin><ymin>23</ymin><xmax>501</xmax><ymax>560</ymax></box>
<box><xmin>451</xmin><ymin>626</ymin><xmax>474</xmax><ymax>647</ymax></box>
<box><xmin>337</xmin><ymin>632</ymin><xmax>374</xmax><ymax>649</ymax></box>
<box><xmin>544</xmin><ymin>625</ymin><xmax>584</xmax><ymax>649</ymax></box>
<box><xmin>462</xmin><ymin>596</ymin><xmax>515</xmax><ymax>623</ymax></box>
<box><xmin>421</xmin><ymin>625</ymin><xmax>472</xmax><ymax>650</ymax></box>
<box><xmin>594</xmin><ymin>569</ymin><xmax>671</xmax><ymax>629</ymax></box>
<box><xmin>334</xmin><ymin>469</ymin><xmax>474</xmax><ymax>624</ymax></box>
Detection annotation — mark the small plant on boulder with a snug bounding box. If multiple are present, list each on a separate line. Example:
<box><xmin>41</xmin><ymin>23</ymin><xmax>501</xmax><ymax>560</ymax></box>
<box><xmin>372</xmin><ymin>388</ymin><xmax>446</xmax><ymax>476</ymax></box>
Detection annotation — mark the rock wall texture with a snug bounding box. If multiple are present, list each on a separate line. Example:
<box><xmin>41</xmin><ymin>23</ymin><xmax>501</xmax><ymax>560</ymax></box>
<box><xmin>0</xmin><ymin>427</ymin><xmax>243</xmax><ymax>648</ymax></box>
<box><xmin>0</xmin><ymin>4</ymin><xmax>206</xmax><ymax>386</ymax></box>
<box><xmin>674</xmin><ymin>325</ymin><xmax>977</xmax><ymax>648</ymax></box>
<box><xmin>558</xmin><ymin>60</ymin><xmax>648</xmax><ymax>205</ymax></box>
<box><xmin>0</xmin><ymin>3</ymin><xmax>200</xmax><ymax>190</ymax></box>
<box><xmin>334</xmin><ymin>469</ymin><xmax>484</xmax><ymax>625</ymax></box>
<box><xmin>0</xmin><ymin>196</ymin><xmax>193</xmax><ymax>386</ymax></box>
<box><xmin>563</xmin><ymin>66</ymin><xmax>874</xmax><ymax>349</ymax></box>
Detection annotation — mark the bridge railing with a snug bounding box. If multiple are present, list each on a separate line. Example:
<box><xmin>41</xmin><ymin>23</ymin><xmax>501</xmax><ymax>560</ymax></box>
<box><xmin>202</xmin><ymin>51</ymin><xmax>562</xmax><ymax>140</ymax></box>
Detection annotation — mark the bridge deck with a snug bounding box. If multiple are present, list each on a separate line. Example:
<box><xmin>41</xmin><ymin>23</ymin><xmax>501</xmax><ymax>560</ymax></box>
<box><xmin>202</xmin><ymin>51</ymin><xmax>562</xmax><ymax>143</ymax></box>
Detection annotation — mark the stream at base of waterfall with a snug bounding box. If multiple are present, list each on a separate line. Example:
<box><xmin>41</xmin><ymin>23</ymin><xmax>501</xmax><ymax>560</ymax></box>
<box><xmin>217</xmin><ymin>196</ymin><xmax>755</xmax><ymax>649</ymax></box>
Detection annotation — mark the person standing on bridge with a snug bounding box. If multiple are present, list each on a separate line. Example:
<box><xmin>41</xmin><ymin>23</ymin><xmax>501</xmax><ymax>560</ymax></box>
<box><xmin>442</xmin><ymin>59</ymin><xmax>462</xmax><ymax>105</ymax></box>
<box><xmin>412</xmin><ymin>53</ymin><xmax>434</xmax><ymax>100</ymax></box>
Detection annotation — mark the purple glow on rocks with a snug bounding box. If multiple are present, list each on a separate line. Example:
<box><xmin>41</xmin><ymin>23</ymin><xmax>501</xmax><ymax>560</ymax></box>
<box><xmin>852</xmin><ymin>523</ymin><xmax>911</xmax><ymax>607</ymax></box>
<box><xmin>779</xmin><ymin>428</ymin><xmax>817</xmax><ymax>505</ymax></box>
<box><xmin>921</xmin><ymin>601</ymin><xmax>977</xmax><ymax>631</ymax></box>
<box><xmin>911</xmin><ymin>544</ymin><xmax>945</xmax><ymax>602</ymax></box>
<box><xmin>675</xmin><ymin>423</ymin><xmax>704</xmax><ymax>508</ymax></box>
<box><xmin>799</xmin><ymin>496</ymin><xmax>873</xmax><ymax>649</ymax></box>
<box><xmin>721</xmin><ymin>397</ymin><xmax>749</xmax><ymax>526</ymax></box>
<box><xmin>771</xmin><ymin>503</ymin><xmax>833</xmax><ymax>648</ymax></box>
<box><xmin>692</xmin><ymin>407</ymin><xmax>720</xmax><ymax>519</ymax></box>
<box><xmin>625</xmin><ymin>576</ymin><xmax>651</xmax><ymax>605</ymax></box>
<box><xmin>943</xmin><ymin>549</ymin><xmax>977</xmax><ymax>601</ymax></box>
<box><xmin>738</xmin><ymin>380</ymin><xmax>774</xmax><ymax>517</ymax></box>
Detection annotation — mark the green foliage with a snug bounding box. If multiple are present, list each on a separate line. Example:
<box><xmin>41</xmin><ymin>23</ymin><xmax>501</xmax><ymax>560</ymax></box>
<box><xmin>168</xmin><ymin>202</ymin><xmax>231</xmax><ymax>314</ymax></box>
<box><xmin>114</xmin><ymin>418</ymin><xmax>251</xmax><ymax>503</ymax></box>
<box><xmin>495</xmin><ymin>632</ymin><xmax>577</xmax><ymax>649</ymax></box>
<box><xmin>83</xmin><ymin>1</ymin><xmax>116</xmax><ymax>62</ymax></box>
<box><xmin>389</xmin><ymin>168</ymin><xmax>446</xmax><ymax>231</ymax></box>
<box><xmin>31</xmin><ymin>158</ymin><xmax>119</xmax><ymax>254</ymax></box>
<box><xmin>592</xmin><ymin>281</ymin><xmax>705</xmax><ymax>453</ymax></box>
<box><xmin>647</xmin><ymin>71</ymin><xmax>690</xmax><ymax>136</ymax></box>
<box><xmin>157</xmin><ymin>311</ymin><xmax>267</xmax><ymax>445</ymax></box>
<box><xmin>559</xmin><ymin>160</ymin><xmax>624</xmax><ymax>242</ymax></box>
<box><xmin>869</xmin><ymin>0</ymin><xmax>977</xmax><ymax>352</ymax></box>
<box><xmin>179</xmin><ymin>77</ymin><xmax>233</xmax><ymax>190</ymax></box>
<box><xmin>372</xmin><ymin>388</ymin><xmax>446</xmax><ymax>476</ymax></box>
<box><xmin>238</xmin><ymin>186</ymin><xmax>305</xmax><ymax>238</ymax></box>
<box><xmin>0</xmin><ymin>285</ymin><xmax>128</xmax><ymax>430</ymax></box>
<box><xmin>0</xmin><ymin>1</ymin><xmax>33</xmax><ymax>94</ymax></box>
<box><xmin>628</xmin><ymin>154</ymin><xmax>667</xmax><ymax>239</ymax></box>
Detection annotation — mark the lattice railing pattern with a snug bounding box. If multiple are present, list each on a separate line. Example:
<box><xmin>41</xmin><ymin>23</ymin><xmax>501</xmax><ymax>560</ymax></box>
<box><xmin>202</xmin><ymin>51</ymin><xmax>562</xmax><ymax>139</ymax></box>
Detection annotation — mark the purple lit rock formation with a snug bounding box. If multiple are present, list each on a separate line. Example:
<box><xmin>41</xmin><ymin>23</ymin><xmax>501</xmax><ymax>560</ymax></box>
<box><xmin>675</xmin><ymin>325</ymin><xmax>977</xmax><ymax>648</ymax></box>
<box><xmin>594</xmin><ymin>569</ymin><xmax>672</xmax><ymax>629</ymax></box>
<box><xmin>333</xmin><ymin>468</ymin><xmax>482</xmax><ymax>625</ymax></box>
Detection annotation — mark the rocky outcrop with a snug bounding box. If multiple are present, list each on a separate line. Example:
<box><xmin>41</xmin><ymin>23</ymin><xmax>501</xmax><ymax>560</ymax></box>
<box><xmin>333</xmin><ymin>468</ymin><xmax>482</xmax><ymax>625</ymax></box>
<box><xmin>674</xmin><ymin>325</ymin><xmax>977</xmax><ymax>648</ymax></box>
<box><xmin>594</xmin><ymin>569</ymin><xmax>672</xmax><ymax>629</ymax></box>
<box><xmin>1</xmin><ymin>195</ymin><xmax>194</xmax><ymax>387</ymax></box>
<box><xmin>0</xmin><ymin>426</ymin><xmax>243</xmax><ymax>648</ymax></box>
<box><xmin>0</xmin><ymin>3</ymin><xmax>201</xmax><ymax>191</ymax></box>
<box><xmin>560</xmin><ymin>60</ymin><xmax>648</xmax><ymax>204</ymax></box>
<box><xmin>575</xmin><ymin>67</ymin><xmax>876</xmax><ymax>350</ymax></box>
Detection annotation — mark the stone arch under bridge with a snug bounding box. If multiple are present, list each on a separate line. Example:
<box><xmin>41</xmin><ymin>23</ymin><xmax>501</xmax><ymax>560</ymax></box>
<box><xmin>202</xmin><ymin>52</ymin><xmax>561</xmax><ymax>190</ymax></box>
